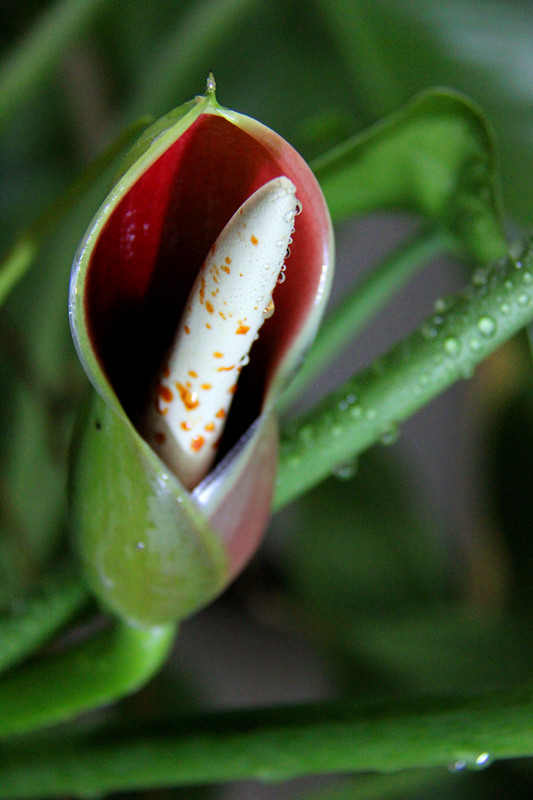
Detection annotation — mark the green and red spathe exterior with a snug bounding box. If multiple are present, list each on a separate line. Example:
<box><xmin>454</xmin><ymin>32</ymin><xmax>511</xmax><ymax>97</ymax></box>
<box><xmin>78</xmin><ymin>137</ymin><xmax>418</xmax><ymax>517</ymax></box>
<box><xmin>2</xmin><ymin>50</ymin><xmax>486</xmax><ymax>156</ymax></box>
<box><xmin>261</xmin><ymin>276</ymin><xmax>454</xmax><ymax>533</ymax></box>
<box><xmin>69</xmin><ymin>89</ymin><xmax>333</xmax><ymax>626</ymax></box>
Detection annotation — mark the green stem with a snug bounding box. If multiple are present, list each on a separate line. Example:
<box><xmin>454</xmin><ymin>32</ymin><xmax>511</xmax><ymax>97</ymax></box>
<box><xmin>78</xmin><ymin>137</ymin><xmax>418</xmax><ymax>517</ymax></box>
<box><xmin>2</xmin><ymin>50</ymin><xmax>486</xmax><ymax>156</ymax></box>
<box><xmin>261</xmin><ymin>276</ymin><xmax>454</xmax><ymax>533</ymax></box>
<box><xmin>2</xmin><ymin>685</ymin><xmax>533</xmax><ymax>796</ymax></box>
<box><xmin>0</xmin><ymin>563</ymin><xmax>88</xmax><ymax>675</ymax></box>
<box><xmin>278</xmin><ymin>227</ymin><xmax>449</xmax><ymax>412</ymax></box>
<box><xmin>0</xmin><ymin>0</ymin><xmax>111</xmax><ymax>130</ymax></box>
<box><xmin>0</xmin><ymin>620</ymin><xmax>176</xmax><ymax>737</ymax></box>
<box><xmin>274</xmin><ymin>239</ymin><xmax>531</xmax><ymax>510</ymax></box>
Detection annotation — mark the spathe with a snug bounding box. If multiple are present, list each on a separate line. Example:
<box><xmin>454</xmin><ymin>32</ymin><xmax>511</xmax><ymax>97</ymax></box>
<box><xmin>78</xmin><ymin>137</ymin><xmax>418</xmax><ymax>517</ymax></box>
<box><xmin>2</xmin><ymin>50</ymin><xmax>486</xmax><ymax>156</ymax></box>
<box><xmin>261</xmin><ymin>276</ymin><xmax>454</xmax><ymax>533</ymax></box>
<box><xmin>69</xmin><ymin>82</ymin><xmax>334</xmax><ymax>626</ymax></box>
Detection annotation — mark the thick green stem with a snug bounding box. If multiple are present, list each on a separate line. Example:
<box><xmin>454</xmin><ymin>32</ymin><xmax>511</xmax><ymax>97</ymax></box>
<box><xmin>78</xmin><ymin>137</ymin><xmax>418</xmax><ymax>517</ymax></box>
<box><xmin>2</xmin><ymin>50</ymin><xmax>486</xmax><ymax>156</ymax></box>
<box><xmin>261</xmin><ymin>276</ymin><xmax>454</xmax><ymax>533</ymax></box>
<box><xmin>278</xmin><ymin>227</ymin><xmax>449</xmax><ymax>412</ymax></box>
<box><xmin>0</xmin><ymin>619</ymin><xmax>176</xmax><ymax>737</ymax></box>
<box><xmin>1</xmin><ymin>684</ymin><xmax>533</xmax><ymax>797</ymax></box>
<box><xmin>274</xmin><ymin>240</ymin><xmax>531</xmax><ymax>510</ymax></box>
<box><xmin>0</xmin><ymin>564</ymin><xmax>88</xmax><ymax>675</ymax></box>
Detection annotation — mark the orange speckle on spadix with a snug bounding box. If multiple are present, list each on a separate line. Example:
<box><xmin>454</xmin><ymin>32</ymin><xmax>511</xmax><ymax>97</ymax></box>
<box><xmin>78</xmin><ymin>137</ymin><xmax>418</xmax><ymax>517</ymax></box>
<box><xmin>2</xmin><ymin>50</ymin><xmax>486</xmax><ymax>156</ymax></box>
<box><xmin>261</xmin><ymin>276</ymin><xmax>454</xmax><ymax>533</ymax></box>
<box><xmin>157</xmin><ymin>385</ymin><xmax>173</xmax><ymax>403</ymax></box>
<box><xmin>191</xmin><ymin>435</ymin><xmax>205</xmax><ymax>452</ymax></box>
<box><xmin>250</xmin><ymin>235</ymin><xmax>258</xmax><ymax>245</ymax></box>
<box><xmin>236</xmin><ymin>324</ymin><xmax>250</xmax><ymax>335</ymax></box>
<box><xmin>176</xmin><ymin>383</ymin><xmax>199</xmax><ymax>410</ymax></box>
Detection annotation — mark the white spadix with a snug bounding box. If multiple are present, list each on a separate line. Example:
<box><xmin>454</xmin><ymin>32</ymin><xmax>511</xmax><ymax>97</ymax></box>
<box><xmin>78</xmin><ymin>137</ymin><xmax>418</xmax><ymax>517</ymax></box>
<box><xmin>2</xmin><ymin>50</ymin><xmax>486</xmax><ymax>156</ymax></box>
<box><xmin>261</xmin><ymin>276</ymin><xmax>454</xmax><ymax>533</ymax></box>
<box><xmin>143</xmin><ymin>175</ymin><xmax>299</xmax><ymax>489</ymax></box>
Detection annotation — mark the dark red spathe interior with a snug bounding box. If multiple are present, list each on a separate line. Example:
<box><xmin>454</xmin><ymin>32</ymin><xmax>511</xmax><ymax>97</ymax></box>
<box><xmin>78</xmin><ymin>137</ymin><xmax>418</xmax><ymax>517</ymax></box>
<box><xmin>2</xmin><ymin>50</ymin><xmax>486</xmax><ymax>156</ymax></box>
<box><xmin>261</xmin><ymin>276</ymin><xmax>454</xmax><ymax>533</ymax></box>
<box><xmin>86</xmin><ymin>113</ymin><xmax>330</xmax><ymax>455</ymax></box>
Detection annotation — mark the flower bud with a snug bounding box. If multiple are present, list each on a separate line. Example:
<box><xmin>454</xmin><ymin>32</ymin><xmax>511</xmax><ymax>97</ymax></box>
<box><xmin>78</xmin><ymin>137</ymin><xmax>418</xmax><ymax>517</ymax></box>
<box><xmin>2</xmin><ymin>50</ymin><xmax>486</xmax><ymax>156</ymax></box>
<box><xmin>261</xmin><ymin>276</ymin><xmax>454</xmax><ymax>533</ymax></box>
<box><xmin>69</xmin><ymin>79</ymin><xmax>334</xmax><ymax>626</ymax></box>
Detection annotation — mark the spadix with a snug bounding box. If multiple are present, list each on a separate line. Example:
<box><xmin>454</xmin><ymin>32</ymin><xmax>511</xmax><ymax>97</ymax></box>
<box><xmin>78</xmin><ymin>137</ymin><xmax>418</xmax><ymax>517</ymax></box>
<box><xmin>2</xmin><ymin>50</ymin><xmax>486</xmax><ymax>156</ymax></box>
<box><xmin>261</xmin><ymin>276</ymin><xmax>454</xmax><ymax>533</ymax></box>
<box><xmin>143</xmin><ymin>177</ymin><xmax>298</xmax><ymax>489</ymax></box>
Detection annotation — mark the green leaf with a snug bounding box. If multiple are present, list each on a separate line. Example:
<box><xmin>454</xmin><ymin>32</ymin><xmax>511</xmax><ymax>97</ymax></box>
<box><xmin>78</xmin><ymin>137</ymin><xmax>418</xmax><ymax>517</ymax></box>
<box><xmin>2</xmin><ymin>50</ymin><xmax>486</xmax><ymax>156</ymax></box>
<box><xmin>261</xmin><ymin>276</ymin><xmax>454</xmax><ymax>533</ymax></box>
<box><xmin>314</xmin><ymin>88</ymin><xmax>506</xmax><ymax>264</ymax></box>
<box><xmin>313</xmin><ymin>0</ymin><xmax>533</xmax><ymax>227</ymax></box>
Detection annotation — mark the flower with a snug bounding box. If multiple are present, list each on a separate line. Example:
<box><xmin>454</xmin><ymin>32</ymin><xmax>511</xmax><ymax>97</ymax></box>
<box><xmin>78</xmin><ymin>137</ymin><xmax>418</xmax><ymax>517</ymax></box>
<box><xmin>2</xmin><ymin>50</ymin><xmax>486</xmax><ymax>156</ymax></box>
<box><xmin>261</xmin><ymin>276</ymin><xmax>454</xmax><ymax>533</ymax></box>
<box><xmin>69</xmin><ymin>79</ymin><xmax>334</xmax><ymax>626</ymax></box>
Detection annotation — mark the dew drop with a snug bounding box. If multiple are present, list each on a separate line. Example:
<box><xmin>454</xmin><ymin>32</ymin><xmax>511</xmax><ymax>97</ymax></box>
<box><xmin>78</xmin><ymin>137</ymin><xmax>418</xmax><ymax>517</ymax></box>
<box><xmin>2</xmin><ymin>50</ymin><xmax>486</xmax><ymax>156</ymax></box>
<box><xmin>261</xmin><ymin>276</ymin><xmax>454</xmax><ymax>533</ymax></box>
<box><xmin>365</xmin><ymin>407</ymin><xmax>377</xmax><ymax>421</ymax></box>
<box><xmin>331</xmin><ymin>425</ymin><xmax>343</xmax><ymax>438</ymax></box>
<box><xmin>472</xmin><ymin>267</ymin><xmax>488</xmax><ymax>286</ymax></box>
<box><xmin>517</xmin><ymin>292</ymin><xmax>531</xmax><ymax>307</ymax></box>
<box><xmin>434</xmin><ymin>295</ymin><xmax>455</xmax><ymax>314</ymax></box>
<box><xmin>380</xmin><ymin>425</ymin><xmax>399</xmax><ymax>445</ymax></box>
<box><xmin>349</xmin><ymin>404</ymin><xmax>362</xmax><ymax>419</ymax></box>
<box><xmin>499</xmin><ymin>302</ymin><xmax>511</xmax><ymax>315</ymax></box>
<box><xmin>263</xmin><ymin>298</ymin><xmax>275</xmax><ymax>318</ymax></box>
<box><xmin>477</xmin><ymin>315</ymin><xmax>497</xmax><ymax>338</ymax></box>
<box><xmin>523</xmin><ymin>271</ymin><xmax>533</xmax><ymax>285</ymax></box>
<box><xmin>472</xmin><ymin>752</ymin><xmax>492</xmax><ymax>770</ymax></box>
<box><xmin>294</xmin><ymin>199</ymin><xmax>303</xmax><ymax>216</ymax></box>
<box><xmin>333</xmin><ymin>459</ymin><xmax>358</xmax><ymax>480</ymax></box>
<box><xmin>239</xmin><ymin>354</ymin><xmax>250</xmax><ymax>367</ymax></box>
<box><xmin>443</xmin><ymin>337</ymin><xmax>461</xmax><ymax>358</ymax></box>
<box><xmin>275</xmin><ymin>239</ymin><xmax>285</xmax><ymax>248</ymax></box>
<box><xmin>421</xmin><ymin>322</ymin><xmax>438</xmax><ymax>340</ymax></box>
<box><xmin>469</xmin><ymin>337</ymin><xmax>482</xmax><ymax>352</ymax></box>
<box><xmin>284</xmin><ymin>210</ymin><xmax>296</xmax><ymax>224</ymax></box>
<box><xmin>136</xmin><ymin>541</ymin><xmax>146</xmax><ymax>550</ymax></box>
<box><xmin>277</xmin><ymin>272</ymin><xmax>286</xmax><ymax>284</ymax></box>
<box><xmin>448</xmin><ymin>760</ymin><xmax>467</xmax><ymax>773</ymax></box>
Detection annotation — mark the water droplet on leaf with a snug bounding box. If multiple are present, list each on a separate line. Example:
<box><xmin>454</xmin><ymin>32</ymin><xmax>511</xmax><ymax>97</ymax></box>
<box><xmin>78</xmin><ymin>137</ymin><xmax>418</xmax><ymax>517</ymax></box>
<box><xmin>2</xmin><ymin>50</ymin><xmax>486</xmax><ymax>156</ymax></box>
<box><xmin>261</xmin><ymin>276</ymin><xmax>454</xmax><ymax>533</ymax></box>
<box><xmin>477</xmin><ymin>316</ymin><xmax>496</xmax><ymax>338</ymax></box>
<box><xmin>443</xmin><ymin>337</ymin><xmax>461</xmax><ymax>358</ymax></box>
<box><xmin>380</xmin><ymin>425</ymin><xmax>399</xmax><ymax>445</ymax></box>
<box><xmin>333</xmin><ymin>459</ymin><xmax>358</xmax><ymax>480</ymax></box>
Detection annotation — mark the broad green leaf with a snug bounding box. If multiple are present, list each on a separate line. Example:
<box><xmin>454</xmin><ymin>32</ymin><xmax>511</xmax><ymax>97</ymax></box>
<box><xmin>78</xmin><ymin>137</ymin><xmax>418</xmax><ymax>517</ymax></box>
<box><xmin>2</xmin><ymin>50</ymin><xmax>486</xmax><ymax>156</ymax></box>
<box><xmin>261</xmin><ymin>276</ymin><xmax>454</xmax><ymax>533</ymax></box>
<box><xmin>314</xmin><ymin>89</ymin><xmax>506</xmax><ymax>265</ymax></box>
<box><xmin>313</xmin><ymin>0</ymin><xmax>533</xmax><ymax>227</ymax></box>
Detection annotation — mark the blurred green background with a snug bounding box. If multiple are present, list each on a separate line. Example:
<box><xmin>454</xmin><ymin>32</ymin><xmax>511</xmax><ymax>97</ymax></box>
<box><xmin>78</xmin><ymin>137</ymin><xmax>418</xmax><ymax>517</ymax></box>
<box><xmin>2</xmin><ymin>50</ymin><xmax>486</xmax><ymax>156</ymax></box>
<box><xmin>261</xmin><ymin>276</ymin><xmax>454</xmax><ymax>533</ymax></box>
<box><xmin>3</xmin><ymin>1</ymin><xmax>533</xmax><ymax>798</ymax></box>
